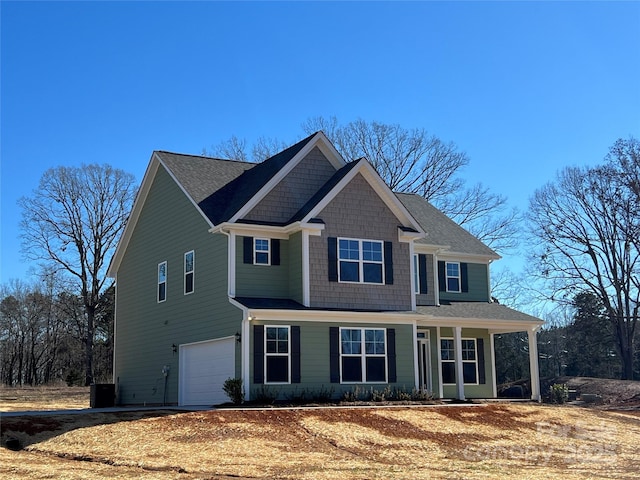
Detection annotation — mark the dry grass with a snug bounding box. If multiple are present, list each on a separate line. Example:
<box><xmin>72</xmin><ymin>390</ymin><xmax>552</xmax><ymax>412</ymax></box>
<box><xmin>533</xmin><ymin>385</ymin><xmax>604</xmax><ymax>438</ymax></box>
<box><xmin>2</xmin><ymin>403</ymin><xmax>640</xmax><ymax>479</ymax></box>
<box><xmin>0</xmin><ymin>386</ymin><xmax>89</xmax><ymax>411</ymax></box>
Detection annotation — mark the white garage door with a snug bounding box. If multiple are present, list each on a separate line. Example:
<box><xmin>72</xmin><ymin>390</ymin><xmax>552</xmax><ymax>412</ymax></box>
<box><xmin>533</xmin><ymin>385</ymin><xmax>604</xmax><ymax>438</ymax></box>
<box><xmin>179</xmin><ymin>337</ymin><xmax>235</xmax><ymax>406</ymax></box>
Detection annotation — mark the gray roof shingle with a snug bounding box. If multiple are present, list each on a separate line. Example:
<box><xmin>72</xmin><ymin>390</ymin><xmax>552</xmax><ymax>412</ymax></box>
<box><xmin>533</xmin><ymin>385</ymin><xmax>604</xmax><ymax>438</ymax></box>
<box><xmin>417</xmin><ymin>301</ymin><xmax>542</xmax><ymax>324</ymax></box>
<box><xmin>156</xmin><ymin>132</ymin><xmax>317</xmax><ymax>225</ymax></box>
<box><xmin>396</xmin><ymin>192</ymin><xmax>498</xmax><ymax>258</ymax></box>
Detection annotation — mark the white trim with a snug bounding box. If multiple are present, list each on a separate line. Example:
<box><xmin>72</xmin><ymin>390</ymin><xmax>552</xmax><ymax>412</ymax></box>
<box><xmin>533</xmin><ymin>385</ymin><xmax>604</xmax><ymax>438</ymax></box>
<box><xmin>264</xmin><ymin>325</ymin><xmax>292</xmax><ymax>385</ymax></box>
<box><xmin>412</xmin><ymin>321</ymin><xmax>419</xmax><ymax>390</ymax></box>
<box><xmin>157</xmin><ymin>261</ymin><xmax>167</xmax><ymax>303</ymax></box>
<box><xmin>108</xmin><ymin>154</ymin><xmax>216</xmax><ymax>277</ymax></box>
<box><xmin>444</xmin><ymin>261</ymin><xmax>461</xmax><ymax>293</ymax></box>
<box><xmin>338</xmin><ymin>327</ymin><xmax>388</xmax><ymax>384</ymax></box>
<box><xmin>253</xmin><ymin>238</ymin><xmax>271</xmax><ymax>266</ymax></box>
<box><xmin>210</xmin><ymin>221</ymin><xmax>325</xmax><ymax>239</ymax></box>
<box><xmin>490</xmin><ymin>333</ymin><xmax>497</xmax><ymax>398</ymax></box>
<box><xmin>229</xmin><ymin>132</ymin><xmax>346</xmax><ymax>223</ymax></box>
<box><xmin>436</xmin><ymin>327</ymin><xmax>443</xmax><ymax>399</ymax></box>
<box><xmin>228</xmin><ymin>297</ymin><xmax>251</xmax><ymax>400</ymax></box>
<box><xmin>453</xmin><ymin>327</ymin><xmax>465</xmax><ymax>400</ymax></box>
<box><xmin>528</xmin><ymin>327</ymin><xmax>542</xmax><ymax>402</ymax></box>
<box><xmin>302</xmin><ymin>230</ymin><xmax>311</xmax><ymax>307</ymax></box>
<box><xmin>433</xmin><ymin>254</ymin><xmax>440</xmax><ymax>306</ymax></box>
<box><xmin>241</xmin><ymin>308</ymin><xmax>423</xmax><ymax>324</ymax></box>
<box><xmin>184</xmin><ymin>250</ymin><xmax>195</xmax><ymax>295</ymax></box>
<box><xmin>337</xmin><ymin>237</ymin><xmax>384</xmax><ymax>285</ymax></box>
<box><xmin>299</xmin><ymin>159</ymin><xmax>426</xmax><ymax>236</ymax></box>
<box><xmin>229</xmin><ymin>231</ymin><xmax>237</xmax><ymax>297</ymax></box>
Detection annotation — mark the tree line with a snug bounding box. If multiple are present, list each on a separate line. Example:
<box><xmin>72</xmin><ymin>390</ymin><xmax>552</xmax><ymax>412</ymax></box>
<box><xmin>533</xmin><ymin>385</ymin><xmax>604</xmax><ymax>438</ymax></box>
<box><xmin>0</xmin><ymin>279</ymin><xmax>114</xmax><ymax>386</ymax></box>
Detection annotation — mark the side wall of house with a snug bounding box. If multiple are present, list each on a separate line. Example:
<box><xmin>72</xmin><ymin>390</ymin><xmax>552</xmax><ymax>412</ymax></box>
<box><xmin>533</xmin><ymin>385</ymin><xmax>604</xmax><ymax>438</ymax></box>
<box><xmin>235</xmin><ymin>237</ymin><xmax>291</xmax><ymax>299</ymax></box>
<box><xmin>114</xmin><ymin>166</ymin><xmax>242</xmax><ymax>405</ymax></box>
<box><xmin>308</xmin><ymin>173</ymin><xmax>413</xmax><ymax>311</ymax></box>
<box><xmin>438</xmin><ymin>262</ymin><xmax>490</xmax><ymax>303</ymax></box>
<box><xmin>415</xmin><ymin>253</ymin><xmax>436</xmax><ymax>306</ymax></box>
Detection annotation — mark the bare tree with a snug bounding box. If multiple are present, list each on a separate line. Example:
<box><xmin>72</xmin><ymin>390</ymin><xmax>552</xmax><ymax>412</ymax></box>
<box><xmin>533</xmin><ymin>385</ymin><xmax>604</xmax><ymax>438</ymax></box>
<box><xmin>527</xmin><ymin>138</ymin><xmax>640</xmax><ymax>379</ymax></box>
<box><xmin>19</xmin><ymin>164</ymin><xmax>136</xmax><ymax>385</ymax></box>
<box><xmin>302</xmin><ymin>117</ymin><xmax>521</xmax><ymax>253</ymax></box>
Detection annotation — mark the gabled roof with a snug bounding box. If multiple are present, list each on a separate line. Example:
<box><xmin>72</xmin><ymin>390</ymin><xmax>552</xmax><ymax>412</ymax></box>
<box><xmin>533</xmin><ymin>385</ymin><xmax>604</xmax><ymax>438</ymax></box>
<box><xmin>396</xmin><ymin>192</ymin><xmax>499</xmax><ymax>259</ymax></box>
<box><xmin>159</xmin><ymin>132</ymin><xmax>320</xmax><ymax>225</ymax></box>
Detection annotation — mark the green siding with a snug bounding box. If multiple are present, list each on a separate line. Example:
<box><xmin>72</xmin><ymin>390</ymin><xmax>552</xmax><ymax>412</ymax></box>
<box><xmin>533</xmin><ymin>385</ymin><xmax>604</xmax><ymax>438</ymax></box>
<box><xmin>250</xmin><ymin>321</ymin><xmax>415</xmax><ymax>400</ymax></box>
<box><xmin>114</xmin><ymin>166</ymin><xmax>243</xmax><ymax>405</ymax></box>
<box><xmin>235</xmin><ymin>237</ymin><xmax>290</xmax><ymax>298</ymax></box>
<box><xmin>288</xmin><ymin>232</ymin><xmax>303</xmax><ymax>304</ymax></box>
<box><xmin>437</xmin><ymin>327</ymin><xmax>494</xmax><ymax>399</ymax></box>
<box><xmin>440</xmin><ymin>263</ymin><xmax>490</xmax><ymax>302</ymax></box>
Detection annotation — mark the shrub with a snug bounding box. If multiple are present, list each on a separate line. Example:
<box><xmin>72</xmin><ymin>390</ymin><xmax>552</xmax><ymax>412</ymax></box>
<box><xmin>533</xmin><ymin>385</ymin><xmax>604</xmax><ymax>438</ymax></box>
<box><xmin>550</xmin><ymin>383</ymin><xmax>569</xmax><ymax>404</ymax></box>
<box><xmin>222</xmin><ymin>378</ymin><xmax>244</xmax><ymax>405</ymax></box>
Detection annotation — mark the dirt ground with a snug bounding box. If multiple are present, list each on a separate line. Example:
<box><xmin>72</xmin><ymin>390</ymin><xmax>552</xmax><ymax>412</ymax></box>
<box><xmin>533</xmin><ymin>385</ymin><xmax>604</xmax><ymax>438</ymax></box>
<box><xmin>1</xmin><ymin>380</ymin><xmax>640</xmax><ymax>479</ymax></box>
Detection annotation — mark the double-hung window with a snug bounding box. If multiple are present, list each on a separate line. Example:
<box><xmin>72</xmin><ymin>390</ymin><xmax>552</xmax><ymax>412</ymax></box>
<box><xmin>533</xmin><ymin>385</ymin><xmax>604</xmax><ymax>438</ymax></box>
<box><xmin>440</xmin><ymin>338</ymin><xmax>478</xmax><ymax>384</ymax></box>
<box><xmin>157</xmin><ymin>261</ymin><xmax>167</xmax><ymax>303</ymax></box>
<box><xmin>338</xmin><ymin>238</ymin><xmax>383</xmax><ymax>284</ymax></box>
<box><xmin>446</xmin><ymin>262</ymin><xmax>461</xmax><ymax>292</ymax></box>
<box><xmin>340</xmin><ymin>327</ymin><xmax>387</xmax><ymax>382</ymax></box>
<box><xmin>265</xmin><ymin>326</ymin><xmax>289</xmax><ymax>383</ymax></box>
<box><xmin>184</xmin><ymin>251</ymin><xmax>194</xmax><ymax>294</ymax></box>
<box><xmin>254</xmin><ymin>238</ymin><xmax>270</xmax><ymax>265</ymax></box>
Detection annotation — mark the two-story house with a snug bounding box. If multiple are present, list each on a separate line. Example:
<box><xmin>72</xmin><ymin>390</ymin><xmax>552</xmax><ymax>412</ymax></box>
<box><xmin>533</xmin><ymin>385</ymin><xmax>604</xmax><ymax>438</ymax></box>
<box><xmin>107</xmin><ymin>132</ymin><xmax>543</xmax><ymax>406</ymax></box>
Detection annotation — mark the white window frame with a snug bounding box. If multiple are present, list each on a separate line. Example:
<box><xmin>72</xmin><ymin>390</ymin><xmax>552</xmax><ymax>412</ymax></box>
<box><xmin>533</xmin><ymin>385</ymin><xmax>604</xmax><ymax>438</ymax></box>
<box><xmin>339</xmin><ymin>327</ymin><xmax>387</xmax><ymax>384</ymax></box>
<box><xmin>157</xmin><ymin>261</ymin><xmax>167</xmax><ymax>303</ymax></box>
<box><xmin>264</xmin><ymin>325</ymin><xmax>290</xmax><ymax>384</ymax></box>
<box><xmin>254</xmin><ymin>238</ymin><xmax>271</xmax><ymax>265</ymax></box>
<box><xmin>440</xmin><ymin>337</ymin><xmax>478</xmax><ymax>385</ymax></box>
<box><xmin>413</xmin><ymin>254</ymin><xmax>420</xmax><ymax>294</ymax></box>
<box><xmin>184</xmin><ymin>250</ymin><xmax>194</xmax><ymax>295</ymax></box>
<box><xmin>445</xmin><ymin>261</ymin><xmax>461</xmax><ymax>293</ymax></box>
<box><xmin>337</xmin><ymin>237</ymin><xmax>384</xmax><ymax>285</ymax></box>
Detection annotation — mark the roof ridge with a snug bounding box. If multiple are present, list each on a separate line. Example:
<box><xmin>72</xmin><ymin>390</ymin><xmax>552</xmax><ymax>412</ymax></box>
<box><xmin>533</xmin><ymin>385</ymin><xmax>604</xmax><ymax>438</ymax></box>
<box><xmin>155</xmin><ymin>150</ymin><xmax>255</xmax><ymax>165</ymax></box>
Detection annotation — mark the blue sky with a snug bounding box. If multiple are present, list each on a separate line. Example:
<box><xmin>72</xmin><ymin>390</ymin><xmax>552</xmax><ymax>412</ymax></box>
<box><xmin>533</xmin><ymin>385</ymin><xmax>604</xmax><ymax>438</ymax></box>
<box><xmin>2</xmin><ymin>1</ymin><xmax>639</xmax><ymax>285</ymax></box>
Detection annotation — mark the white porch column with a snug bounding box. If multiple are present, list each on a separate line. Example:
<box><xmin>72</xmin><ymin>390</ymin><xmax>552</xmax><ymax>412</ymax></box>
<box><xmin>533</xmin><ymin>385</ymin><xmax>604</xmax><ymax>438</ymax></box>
<box><xmin>436</xmin><ymin>327</ymin><xmax>443</xmax><ymax>399</ymax></box>
<box><xmin>490</xmin><ymin>333</ymin><xmax>497</xmax><ymax>398</ymax></box>
<box><xmin>453</xmin><ymin>326</ymin><xmax>465</xmax><ymax>400</ymax></box>
<box><xmin>528</xmin><ymin>327</ymin><xmax>541</xmax><ymax>402</ymax></box>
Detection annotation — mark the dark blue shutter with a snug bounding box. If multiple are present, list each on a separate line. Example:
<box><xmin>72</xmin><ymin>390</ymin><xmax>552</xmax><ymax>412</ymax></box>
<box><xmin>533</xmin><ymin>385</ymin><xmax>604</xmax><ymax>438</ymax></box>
<box><xmin>387</xmin><ymin>328</ymin><xmax>396</xmax><ymax>383</ymax></box>
<box><xmin>384</xmin><ymin>241</ymin><xmax>393</xmax><ymax>285</ymax></box>
<box><xmin>291</xmin><ymin>326</ymin><xmax>301</xmax><ymax>383</ymax></box>
<box><xmin>253</xmin><ymin>325</ymin><xmax>264</xmax><ymax>384</ymax></box>
<box><xmin>272</xmin><ymin>239</ymin><xmax>280</xmax><ymax>266</ymax></box>
<box><xmin>329</xmin><ymin>327</ymin><xmax>340</xmax><ymax>383</ymax></box>
<box><xmin>477</xmin><ymin>338</ymin><xmax>486</xmax><ymax>384</ymax></box>
<box><xmin>328</xmin><ymin>237</ymin><xmax>338</xmax><ymax>282</ymax></box>
<box><xmin>243</xmin><ymin>236</ymin><xmax>253</xmax><ymax>264</ymax></box>
<box><xmin>418</xmin><ymin>254</ymin><xmax>428</xmax><ymax>294</ymax></box>
<box><xmin>438</xmin><ymin>261</ymin><xmax>446</xmax><ymax>292</ymax></box>
<box><xmin>461</xmin><ymin>263</ymin><xmax>469</xmax><ymax>293</ymax></box>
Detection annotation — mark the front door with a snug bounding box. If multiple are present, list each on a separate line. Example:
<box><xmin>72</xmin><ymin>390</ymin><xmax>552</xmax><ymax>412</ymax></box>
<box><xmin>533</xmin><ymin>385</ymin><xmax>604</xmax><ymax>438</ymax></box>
<box><xmin>417</xmin><ymin>332</ymin><xmax>432</xmax><ymax>393</ymax></box>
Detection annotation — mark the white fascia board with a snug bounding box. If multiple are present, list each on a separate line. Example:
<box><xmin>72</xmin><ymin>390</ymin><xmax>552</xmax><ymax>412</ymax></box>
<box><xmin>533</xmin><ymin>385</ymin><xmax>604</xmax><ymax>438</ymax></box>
<box><xmin>229</xmin><ymin>133</ymin><xmax>346</xmax><ymax>223</ymax></box>
<box><xmin>157</xmin><ymin>154</ymin><xmax>215</xmax><ymax>230</ymax></box>
<box><xmin>245</xmin><ymin>309</ymin><xmax>425</xmax><ymax>324</ymax></box>
<box><xmin>436</xmin><ymin>252</ymin><xmax>501</xmax><ymax>264</ymax></box>
<box><xmin>108</xmin><ymin>152</ymin><xmax>215</xmax><ymax>277</ymax></box>
<box><xmin>108</xmin><ymin>154</ymin><xmax>159</xmax><ymax>277</ymax></box>
<box><xmin>418</xmin><ymin>315</ymin><xmax>543</xmax><ymax>331</ymax></box>
<box><xmin>398</xmin><ymin>228</ymin><xmax>424</xmax><ymax>243</ymax></box>
<box><xmin>300</xmin><ymin>159</ymin><xmax>425</xmax><ymax>236</ymax></box>
<box><xmin>210</xmin><ymin>221</ymin><xmax>324</xmax><ymax>239</ymax></box>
